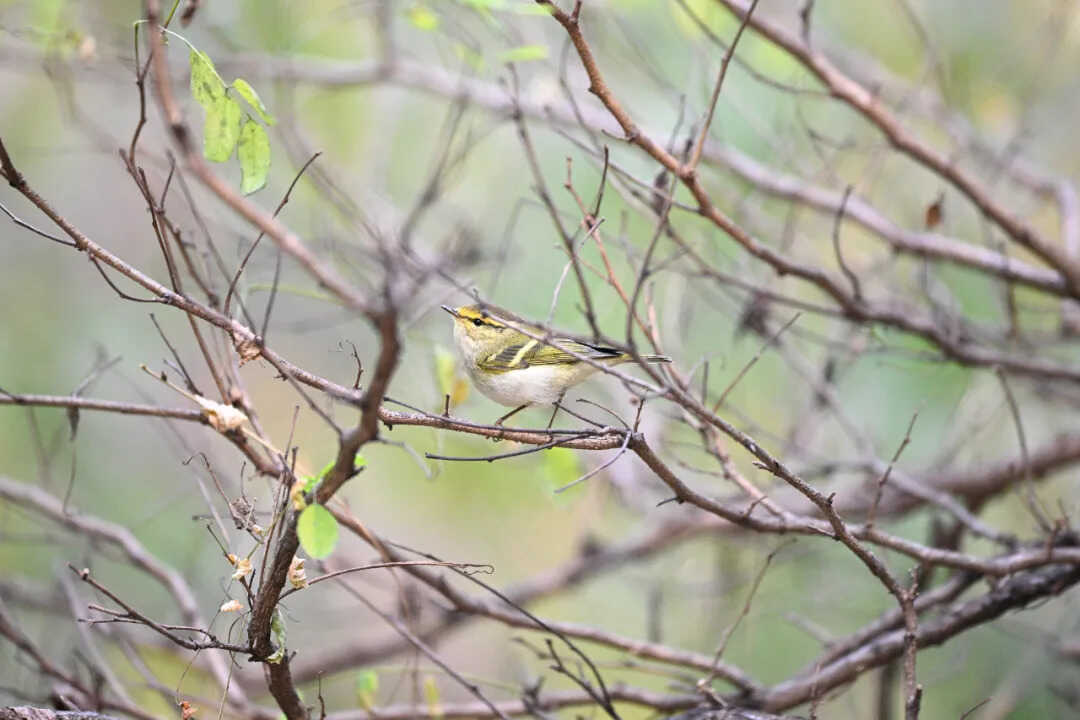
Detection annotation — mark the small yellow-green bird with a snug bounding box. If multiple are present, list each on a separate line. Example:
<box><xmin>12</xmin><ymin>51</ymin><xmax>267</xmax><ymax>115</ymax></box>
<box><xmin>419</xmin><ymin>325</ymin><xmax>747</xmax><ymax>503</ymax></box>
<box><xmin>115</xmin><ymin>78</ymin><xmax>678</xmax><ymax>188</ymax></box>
<box><xmin>441</xmin><ymin>304</ymin><xmax>670</xmax><ymax>425</ymax></box>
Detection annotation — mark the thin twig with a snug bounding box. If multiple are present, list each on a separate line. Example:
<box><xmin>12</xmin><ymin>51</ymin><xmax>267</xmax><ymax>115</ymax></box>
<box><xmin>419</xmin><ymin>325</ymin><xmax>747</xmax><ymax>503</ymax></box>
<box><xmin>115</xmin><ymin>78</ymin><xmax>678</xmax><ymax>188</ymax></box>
<box><xmin>713</xmin><ymin>313</ymin><xmax>801</xmax><ymax>412</ymax></box>
<box><xmin>701</xmin><ymin>539</ymin><xmax>794</xmax><ymax>687</ymax></box>
<box><xmin>831</xmin><ymin>185</ymin><xmax>862</xmax><ymax>300</ymax></box>
<box><xmin>867</xmin><ymin>410</ymin><xmax>919</xmax><ymax>528</ymax></box>
<box><xmin>685</xmin><ymin>0</ymin><xmax>761</xmax><ymax>174</ymax></box>
<box><xmin>995</xmin><ymin>367</ymin><xmax>1053</xmax><ymax>533</ymax></box>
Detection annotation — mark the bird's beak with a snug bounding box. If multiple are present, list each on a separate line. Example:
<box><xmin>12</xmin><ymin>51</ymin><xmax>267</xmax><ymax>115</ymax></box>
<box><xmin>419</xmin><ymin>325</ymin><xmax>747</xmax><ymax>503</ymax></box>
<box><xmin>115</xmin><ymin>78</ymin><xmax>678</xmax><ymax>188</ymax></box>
<box><xmin>440</xmin><ymin>304</ymin><xmax>459</xmax><ymax>318</ymax></box>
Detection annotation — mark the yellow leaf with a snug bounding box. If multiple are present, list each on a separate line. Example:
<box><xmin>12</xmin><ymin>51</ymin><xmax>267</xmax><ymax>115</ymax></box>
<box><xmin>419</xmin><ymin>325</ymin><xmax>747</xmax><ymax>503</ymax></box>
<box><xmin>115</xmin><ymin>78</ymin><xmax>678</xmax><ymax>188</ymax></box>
<box><xmin>450</xmin><ymin>377</ymin><xmax>470</xmax><ymax>408</ymax></box>
<box><xmin>434</xmin><ymin>345</ymin><xmax>470</xmax><ymax>409</ymax></box>
<box><xmin>290</xmin><ymin>479</ymin><xmax>307</xmax><ymax>511</ymax></box>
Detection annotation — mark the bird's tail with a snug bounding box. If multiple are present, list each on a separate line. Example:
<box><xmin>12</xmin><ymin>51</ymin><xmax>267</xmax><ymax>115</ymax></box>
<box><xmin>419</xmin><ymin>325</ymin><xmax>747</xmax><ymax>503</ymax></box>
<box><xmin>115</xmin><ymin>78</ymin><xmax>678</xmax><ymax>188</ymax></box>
<box><xmin>605</xmin><ymin>352</ymin><xmax>672</xmax><ymax>365</ymax></box>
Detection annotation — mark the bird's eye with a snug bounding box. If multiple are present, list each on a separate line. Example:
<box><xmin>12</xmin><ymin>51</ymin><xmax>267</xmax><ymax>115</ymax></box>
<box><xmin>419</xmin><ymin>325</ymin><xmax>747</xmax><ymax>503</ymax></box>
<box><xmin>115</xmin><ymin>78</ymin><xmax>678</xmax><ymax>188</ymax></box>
<box><xmin>472</xmin><ymin>318</ymin><xmax>484</xmax><ymax>327</ymax></box>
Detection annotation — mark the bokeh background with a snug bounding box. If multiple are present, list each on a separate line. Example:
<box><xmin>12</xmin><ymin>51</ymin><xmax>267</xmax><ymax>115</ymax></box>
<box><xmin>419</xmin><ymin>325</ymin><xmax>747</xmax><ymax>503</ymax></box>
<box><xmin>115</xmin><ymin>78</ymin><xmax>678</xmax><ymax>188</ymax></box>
<box><xmin>2</xmin><ymin>1</ymin><xmax>1080</xmax><ymax>718</ymax></box>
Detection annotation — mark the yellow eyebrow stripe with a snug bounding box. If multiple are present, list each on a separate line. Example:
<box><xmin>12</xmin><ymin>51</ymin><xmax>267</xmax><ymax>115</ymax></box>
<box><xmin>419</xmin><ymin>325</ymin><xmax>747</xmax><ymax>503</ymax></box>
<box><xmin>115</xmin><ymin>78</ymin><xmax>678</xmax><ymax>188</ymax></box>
<box><xmin>509</xmin><ymin>339</ymin><xmax>538</xmax><ymax>368</ymax></box>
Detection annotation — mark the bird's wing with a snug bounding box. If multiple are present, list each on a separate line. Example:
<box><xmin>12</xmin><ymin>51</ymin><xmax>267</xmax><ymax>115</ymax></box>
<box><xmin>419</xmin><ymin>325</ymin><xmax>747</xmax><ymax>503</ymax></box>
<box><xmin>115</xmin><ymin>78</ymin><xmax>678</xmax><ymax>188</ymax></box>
<box><xmin>478</xmin><ymin>338</ymin><xmax>622</xmax><ymax>372</ymax></box>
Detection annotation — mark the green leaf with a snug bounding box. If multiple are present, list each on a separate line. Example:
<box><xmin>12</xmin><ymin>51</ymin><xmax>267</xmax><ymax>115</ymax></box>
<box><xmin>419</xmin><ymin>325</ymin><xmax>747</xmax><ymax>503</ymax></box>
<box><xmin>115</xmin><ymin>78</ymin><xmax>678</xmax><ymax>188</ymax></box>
<box><xmin>190</xmin><ymin>49</ymin><xmax>225</xmax><ymax>109</ymax></box>
<box><xmin>297</xmin><ymin>504</ymin><xmax>338</xmax><ymax>559</ymax></box>
<box><xmin>452</xmin><ymin>0</ymin><xmax>551</xmax><ymax>14</ymax></box>
<box><xmin>423</xmin><ymin>676</ymin><xmax>443</xmax><ymax>718</ymax></box>
<box><xmin>453</xmin><ymin>43</ymin><xmax>485</xmax><ymax>72</ymax></box>
<box><xmin>456</xmin><ymin>0</ymin><xmax>499</xmax><ymax>15</ymax></box>
<box><xmin>355</xmin><ymin>670</ymin><xmax>379</xmax><ymax>710</ymax></box>
<box><xmin>203</xmin><ymin>96</ymin><xmax>243</xmax><ymax>162</ymax></box>
<box><xmin>266</xmin><ymin>608</ymin><xmax>287</xmax><ymax>664</ymax></box>
<box><xmin>672</xmin><ymin>0</ymin><xmax>734</xmax><ymax>37</ymax></box>
<box><xmin>407</xmin><ymin>5</ymin><xmax>439</xmax><ymax>31</ymax></box>
<box><xmin>543</xmin><ymin>447</ymin><xmax>580</xmax><ymax>491</ymax></box>
<box><xmin>511</xmin><ymin>3</ymin><xmax>556</xmax><ymax>14</ymax></box>
<box><xmin>498</xmin><ymin>44</ymin><xmax>547</xmax><ymax>63</ymax></box>
<box><xmin>434</xmin><ymin>346</ymin><xmax>457</xmax><ymax>397</ymax></box>
<box><xmin>433</xmin><ymin>346</ymin><xmax>468</xmax><ymax>408</ymax></box>
<box><xmin>231</xmin><ymin>78</ymin><xmax>276</xmax><ymax>126</ymax></box>
<box><xmin>305</xmin><ymin>452</ymin><xmax>366</xmax><ymax>492</ymax></box>
<box><xmin>237</xmin><ymin>119</ymin><xmax>270</xmax><ymax>194</ymax></box>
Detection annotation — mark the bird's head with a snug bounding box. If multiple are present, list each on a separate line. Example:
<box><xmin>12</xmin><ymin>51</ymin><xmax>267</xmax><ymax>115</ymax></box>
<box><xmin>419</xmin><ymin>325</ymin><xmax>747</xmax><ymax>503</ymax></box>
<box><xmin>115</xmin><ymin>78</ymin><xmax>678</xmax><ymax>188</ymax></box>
<box><xmin>441</xmin><ymin>304</ymin><xmax>514</xmax><ymax>360</ymax></box>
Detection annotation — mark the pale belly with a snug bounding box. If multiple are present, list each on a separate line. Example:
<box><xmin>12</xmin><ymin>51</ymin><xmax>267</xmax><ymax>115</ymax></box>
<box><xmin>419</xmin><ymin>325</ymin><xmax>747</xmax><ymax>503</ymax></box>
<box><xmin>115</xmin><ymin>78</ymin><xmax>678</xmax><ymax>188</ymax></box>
<box><xmin>467</xmin><ymin>364</ymin><xmax>592</xmax><ymax>407</ymax></box>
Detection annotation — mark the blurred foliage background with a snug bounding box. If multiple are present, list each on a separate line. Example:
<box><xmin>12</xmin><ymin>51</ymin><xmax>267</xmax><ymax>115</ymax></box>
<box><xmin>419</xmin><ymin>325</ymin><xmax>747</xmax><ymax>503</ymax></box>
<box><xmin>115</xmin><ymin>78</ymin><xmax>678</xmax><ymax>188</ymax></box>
<box><xmin>2</xmin><ymin>1</ymin><xmax>1080</xmax><ymax>718</ymax></box>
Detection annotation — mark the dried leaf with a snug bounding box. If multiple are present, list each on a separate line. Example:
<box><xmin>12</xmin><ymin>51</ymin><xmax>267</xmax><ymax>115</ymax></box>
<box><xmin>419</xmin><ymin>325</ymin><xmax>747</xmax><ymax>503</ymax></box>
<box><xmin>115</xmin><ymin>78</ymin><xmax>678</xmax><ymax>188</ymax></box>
<box><xmin>229</xmin><ymin>497</ymin><xmax>254</xmax><ymax>530</ymax></box>
<box><xmin>66</xmin><ymin>406</ymin><xmax>80</xmax><ymax>440</ymax></box>
<box><xmin>220</xmin><ymin>599</ymin><xmax>243</xmax><ymax>613</ymax></box>
<box><xmin>194</xmin><ymin>395</ymin><xmax>248</xmax><ymax>432</ymax></box>
<box><xmin>288</xmin><ymin>555</ymin><xmax>308</xmax><ymax>589</ymax></box>
<box><xmin>925</xmin><ymin>193</ymin><xmax>944</xmax><ymax>230</ymax></box>
<box><xmin>233</xmin><ymin>332</ymin><xmax>261</xmax><ymax>363</ymax></box>
<box><xmin>231</xmin><ymin>556</ymin><xmax>252</xmax><ymax>580</ymax></box>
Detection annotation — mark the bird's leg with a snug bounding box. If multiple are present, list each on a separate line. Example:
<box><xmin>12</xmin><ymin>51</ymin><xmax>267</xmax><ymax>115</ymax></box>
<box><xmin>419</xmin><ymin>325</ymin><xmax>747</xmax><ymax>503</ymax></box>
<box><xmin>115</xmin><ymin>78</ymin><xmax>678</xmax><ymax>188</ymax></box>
<box><xmin>494</xmin><ymin>404</ymin><xmax>527</xmax><ymax>426</ymax></box>
<box><xmin>546</xmin><ymin>393</ymin><xmax>566</xmax><ymax>431</ymax></box>
<box><xmin>491</xmin><ymin>404</ymin><xmax>527</xmax><ymax>440</ymax></box>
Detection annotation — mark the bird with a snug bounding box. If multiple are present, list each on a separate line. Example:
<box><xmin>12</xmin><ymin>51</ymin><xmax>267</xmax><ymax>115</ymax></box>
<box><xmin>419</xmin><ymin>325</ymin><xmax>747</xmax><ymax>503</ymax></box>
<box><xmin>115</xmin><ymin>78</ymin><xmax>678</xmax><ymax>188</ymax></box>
<box><xmin>441</xmin><ymin>303</ymin><xmax>671</xmax><ymax>426</ymax></box>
